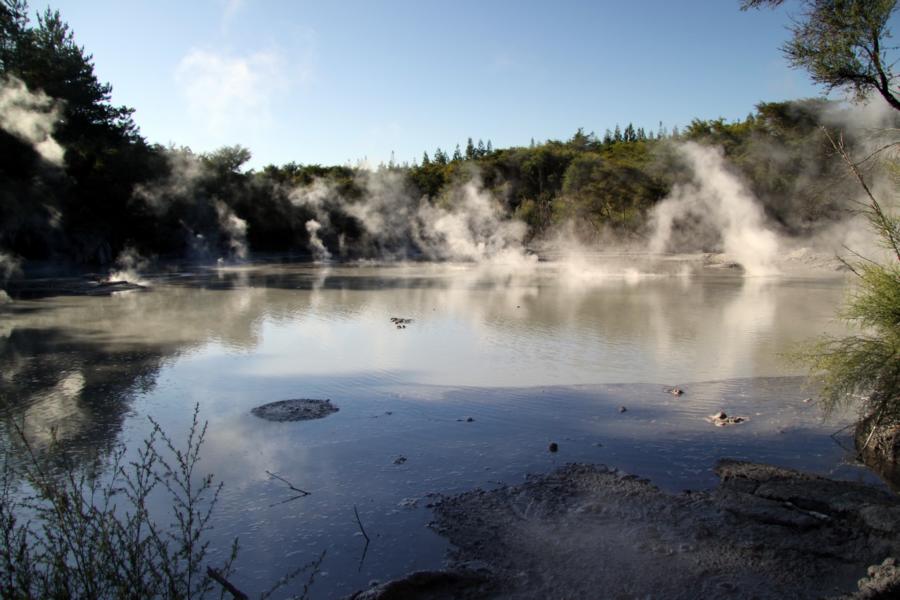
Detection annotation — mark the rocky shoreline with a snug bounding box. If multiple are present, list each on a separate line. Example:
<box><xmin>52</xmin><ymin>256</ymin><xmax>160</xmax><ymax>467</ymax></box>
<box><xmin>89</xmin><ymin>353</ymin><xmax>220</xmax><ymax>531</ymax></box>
<box><xmin>351</xmin><ymin>460</ymin><xmax>900</xmax><ymax>599</ymax></box>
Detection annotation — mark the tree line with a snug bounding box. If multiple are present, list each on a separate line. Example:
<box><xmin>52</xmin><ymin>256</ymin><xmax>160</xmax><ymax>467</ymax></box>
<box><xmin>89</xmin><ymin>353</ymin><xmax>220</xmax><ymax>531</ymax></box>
<box><xmin>0</xmin><ymin>0</ymin><xmax>892</xmax><ymax>268</ymax></box>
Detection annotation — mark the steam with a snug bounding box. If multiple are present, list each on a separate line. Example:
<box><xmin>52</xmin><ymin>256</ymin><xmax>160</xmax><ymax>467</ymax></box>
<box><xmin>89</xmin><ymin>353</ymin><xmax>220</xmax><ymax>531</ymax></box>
<box><xmin>133</xmin><ymin>150</ymin><xmax>204</xmax><ymax>214</ymax></box>
<box><xmin>0</xmin><ymin>251</ymin><xmax>22</xmax><ymax>303</ymax></box>
<box><xmin>305</xmin><ymin>219</ymin><xmax>331</xmax><ymax>261</ymax></box>
<box><xmin>290</xmin><ymin>169</ymin><xmax>534</xmax><ymax>265</ymax></box>
<box><xmin>0</xmin><ymin>76</ymin><xmax>64</xmax><ymax>165</ymax></box>
<box><xmin>215</xmin><ymin>200</ymin><xmax>248</xmax><ymax>260</ymax></box>
<box><xmin>649</xmin><ymin>143</ymin><xmax>780</xmax><ymax>275</ymax></box>
<box><xmin>416</xmin><ymin>181</ymin><xmax>532</xmax><ymax>263</ymax></box>
<box><xmin>108</xmin><ymin>247</ymin><xmax>149</xmax><ymax>285</ymax></box>
<box><xmin>0</xmin><ymin>250</ymin><xmax>21</xmax><ymax>281</ymax></box>
<box><xmin>133</xmin><ymin>148</ymin><xmax>249</xmax><ymax>262</ymax></box>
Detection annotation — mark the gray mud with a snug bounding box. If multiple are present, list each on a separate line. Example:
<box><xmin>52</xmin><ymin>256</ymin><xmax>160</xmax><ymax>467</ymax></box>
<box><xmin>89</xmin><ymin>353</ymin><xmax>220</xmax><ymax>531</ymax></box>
<box><xmin>352</xmin><ymin>461</ymin><xmax>900</xmax><ymax>599</ymax></box>
<box><xmin>250</xmin><ymin>399</ymin><xmax>338</xmax><ymax>422</ymax></box>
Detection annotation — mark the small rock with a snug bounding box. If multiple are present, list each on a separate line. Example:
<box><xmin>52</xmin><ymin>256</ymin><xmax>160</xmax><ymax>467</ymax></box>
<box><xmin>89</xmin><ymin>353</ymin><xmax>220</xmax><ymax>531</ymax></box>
<box><xmin>548</xmin><ymin>442</ymin><xmax>559</xmax><ymax>453</ymax></box>
<box><xmin>619</xmin><ymin>406</ymin><xmax>627</xmax><ymax>413</ymax></box>
<box><xmin>666</xmin><ymin>386</ymin><xmax>685</xmax><ymax>396</ymax></box>
<box><xmin>394</xmin><ymin>456</ymin><xmax>407</xmax><ymax>465</ymax></box>
<box><xmin>707</xmin><ymin>411</ymin><xmax>748</xmax><ymax>427</ymax></box>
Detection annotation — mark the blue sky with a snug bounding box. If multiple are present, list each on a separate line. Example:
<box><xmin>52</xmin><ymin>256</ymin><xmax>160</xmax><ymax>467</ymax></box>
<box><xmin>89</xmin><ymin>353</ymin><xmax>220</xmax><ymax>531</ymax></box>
<box><xmin>41</xmin><ymin>1</ymin><xmax>830</xmax><ymax>168</ymax></box>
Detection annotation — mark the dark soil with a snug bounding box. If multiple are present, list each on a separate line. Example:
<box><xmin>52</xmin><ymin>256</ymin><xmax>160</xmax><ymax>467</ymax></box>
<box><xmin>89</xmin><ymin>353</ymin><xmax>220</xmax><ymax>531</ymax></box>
<box><xmin>350</xmin><ymin>461</ymin><xmax>900</xmax><ymax>599</ymax></box>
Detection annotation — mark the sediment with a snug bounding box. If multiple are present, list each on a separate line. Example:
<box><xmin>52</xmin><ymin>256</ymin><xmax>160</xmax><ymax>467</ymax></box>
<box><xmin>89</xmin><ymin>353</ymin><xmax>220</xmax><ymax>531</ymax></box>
<box><xmin>351</xmin><ymin>460</ymin><xmax>900</xmax><ymax>599</ymax></box>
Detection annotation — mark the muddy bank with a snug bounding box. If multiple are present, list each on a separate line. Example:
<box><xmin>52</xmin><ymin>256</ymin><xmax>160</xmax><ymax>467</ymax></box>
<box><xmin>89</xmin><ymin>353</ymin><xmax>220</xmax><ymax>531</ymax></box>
<box><xmin>856</xmin><ymin>416</ymin><xmax>900</xmax><ymax>492</ymax></box>
<box><xmin>351</xmin><ymin>461</ymin><xmax>900</xmax><ymax>599</ymax></box>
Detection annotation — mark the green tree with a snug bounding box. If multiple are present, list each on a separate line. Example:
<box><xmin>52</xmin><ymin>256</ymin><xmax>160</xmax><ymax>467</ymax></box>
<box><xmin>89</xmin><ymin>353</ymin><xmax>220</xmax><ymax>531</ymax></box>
<box><xmin>452</xmin><ymin>143</ymin><xmax>463</xmax><ymax>162</ymax></box>
<box><xmin>465</xmin><ymin>137</ymin><xmax>475</xmax><ymax>159</ymax></box>
<box><xmin>744</xmin><ymin>0</ymin><xmax>899</xmax><ymax>110</ymax></box>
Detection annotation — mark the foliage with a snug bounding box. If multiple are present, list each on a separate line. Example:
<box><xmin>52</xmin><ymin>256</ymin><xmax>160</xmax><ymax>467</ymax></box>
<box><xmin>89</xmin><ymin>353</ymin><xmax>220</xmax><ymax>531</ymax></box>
<box><xmin>0</xmin><ymin>1</ymin><xmax>891</xmax><ymax>266</ymax></box>
<box><xmin>801</xmin><ymin>257</ymin><xmax>900</xmax><ymax>423</ymax></box>
<box><xmin>744</xmin><ymin>0</ymin><xmax>900</xmax><ymax>110</ymax></box>
<box><xmin>0</xmin><ymin>405</ymin><xmax>322</xmax><ymax>599</ymax></box>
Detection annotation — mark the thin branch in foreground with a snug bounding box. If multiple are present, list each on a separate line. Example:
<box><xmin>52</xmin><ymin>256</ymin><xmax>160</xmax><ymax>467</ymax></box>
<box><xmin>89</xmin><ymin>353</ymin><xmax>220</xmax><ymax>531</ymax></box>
<box><xmin>822</xmin><ymin>126</ymin><xmax>900</xmax><ymax>261</ymax></box>
<box><xmin>206</xmin><ymin>566</ymin><xmax>249</xmax><ymax>600</ymax></box>
<box><xmin>259</xmin><ymin>550</ymin><xmax>326</xmax><ymax>600</ymax></box>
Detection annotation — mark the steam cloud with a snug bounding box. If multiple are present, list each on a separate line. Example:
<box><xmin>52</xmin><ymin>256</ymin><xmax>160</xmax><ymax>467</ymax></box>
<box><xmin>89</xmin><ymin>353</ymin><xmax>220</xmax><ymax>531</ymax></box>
<box><xmin>215</xmin><ymin>200</ymin><xmax>248</xmax><ymax>260</ymax></box>
<box><xmin>0</xmin><ymin>250</ymin><xmax>21</xmax><ymax>302</ymax></box>
<box><xmin>290</xmin><ymin>169</ymin><xmax>534</xmax><ymax>266</ymax></box>
<box><xmin>649</xmin><ymin>143</ymin><xmax>780</xmax><ymax>275</ymax></box>
<box><xmin>108</xmin><ymin>246</ymin><xmax>149</xmax><ymax>285</ymax></box>
<box><xmin>133</xmin><ymin>148</ymin><xmax>248</xmax><ymax>262</ymax></box>
<box><xmin>305</xmin><ymin>219</ymin><xmax>331</xmax><ymax>261</ymax></box>
<box><xmin>0</xmin><ymin>76</ymin><xmax>65</xmax><ymax>165</ymax></box>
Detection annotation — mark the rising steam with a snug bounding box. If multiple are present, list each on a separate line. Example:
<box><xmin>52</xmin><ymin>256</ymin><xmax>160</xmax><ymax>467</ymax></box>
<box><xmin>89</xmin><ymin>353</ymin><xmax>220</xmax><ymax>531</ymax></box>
<box><xmin>290</xmin><ymin>169</ymin><xmax>534</xmax><ymax>265</ymax></box>
<box><xmin>0</xmin><ymin>76</ymin><xmax>65</xmax><ymax>165</ymax></box>
<box><xmin>0</xmin><ymin>250</ymin><xmax>22</xmax><ymax>303</ymax></box>
<box><xmin>649</xmin><ymin>143</ymin><xmax>780</xmax><ymax>275</ymax></box>
<box><xmin>215</xmin><ymin>200</ymin><xmax>248</xmax><ymax>260</ymax></box>
<box><xmin>305</xmin><ymin>219</ymin><xmax>331</xmax><ymax>261</ymax></box>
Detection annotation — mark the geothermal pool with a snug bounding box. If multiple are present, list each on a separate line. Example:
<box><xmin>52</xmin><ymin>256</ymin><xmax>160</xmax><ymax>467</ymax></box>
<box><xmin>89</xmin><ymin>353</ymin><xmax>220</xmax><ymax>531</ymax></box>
<box><xmin>0</xmin><ymin>257</ymin><xmax>881</xmax><ymax>598</ymax></box>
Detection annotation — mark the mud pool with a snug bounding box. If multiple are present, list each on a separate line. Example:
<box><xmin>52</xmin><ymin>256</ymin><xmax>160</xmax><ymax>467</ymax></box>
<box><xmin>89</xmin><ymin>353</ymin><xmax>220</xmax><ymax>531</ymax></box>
<box><xmin>0</xmin><ymin>257</ymin><xmax>884</xmax><ymax>598</ymax></box>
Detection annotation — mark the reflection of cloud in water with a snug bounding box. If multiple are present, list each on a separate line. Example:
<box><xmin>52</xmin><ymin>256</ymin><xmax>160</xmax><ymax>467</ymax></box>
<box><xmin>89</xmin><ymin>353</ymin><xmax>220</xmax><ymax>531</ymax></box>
<box><xmin>21</xmin><ymin>371</ymin><xmax>86</xmax><ymax>446</ymax></box>
<box><xmin>0</xmin><ymin>261</ymin><xmax>858</xmax><ymax>599</ymax></box>
<box><xmin>0</xmin><ymin>261</ymin><xmax>850</xmax><ymax>468</ymax></box>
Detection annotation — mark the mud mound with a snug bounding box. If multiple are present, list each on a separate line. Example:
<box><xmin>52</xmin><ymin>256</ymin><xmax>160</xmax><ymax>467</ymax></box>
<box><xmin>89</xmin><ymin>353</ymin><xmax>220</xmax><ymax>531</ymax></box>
<box><xmin>354</xmin><ymin>461</ymin><xmax>900</xmax><ymax>599</ymax></box>
<box><xmin>251</xmin><ymin>399</ymin><xmax>338</xmax><ymax>422</ymax></box>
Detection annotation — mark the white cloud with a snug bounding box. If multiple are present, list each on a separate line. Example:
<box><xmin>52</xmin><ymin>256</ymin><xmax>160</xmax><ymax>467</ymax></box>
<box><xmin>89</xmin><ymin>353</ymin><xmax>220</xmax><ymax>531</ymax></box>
<box><xmin>175</xmin><ymin>48</ymin><xmax>288</xmax><ymax>138</ymax></box>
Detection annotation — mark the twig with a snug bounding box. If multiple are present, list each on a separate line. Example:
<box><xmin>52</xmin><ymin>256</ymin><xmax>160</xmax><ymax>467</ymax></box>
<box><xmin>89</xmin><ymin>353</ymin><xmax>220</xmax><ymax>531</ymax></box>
<box><xmin>265</xmin><ymin>470</ymin><xmax>310</xmax><ymax>496</ymax></box>
<box><xmin>822</xmin><ymin>127</ymin><xmax>900</xmax><ymax>262</ymax></box>
<box><xmin>861</xmin><ymin>405</ymin><xmax>886</xmax><ymax>453</ymax></box>
<box><xmin>259</xmin><ymin>549</ymin><xmax>327</xmax><ymax>600</ymax></box>
<box><xmin>354</xmin><ymin>505</ymin><xmax>371</xmax><ymax>572</ymax></box>
<box><xmin>830</xmin><ymin>421</ymin><xmax>855</xmax><ymax>438</ymax></box>
<box><xmin>265</xmin><ymin>470</ymin><xmax>310</xmax><ymax>506</ymax></box>
<box><xmin>206</xmin><ymin>567</ymin><xmax>249</xmax><ymax>600</ymax></box>
<box><xmin>353</xmin><ymin>505</ymin><xmax>370</xmax><ymax>543</ymax></box>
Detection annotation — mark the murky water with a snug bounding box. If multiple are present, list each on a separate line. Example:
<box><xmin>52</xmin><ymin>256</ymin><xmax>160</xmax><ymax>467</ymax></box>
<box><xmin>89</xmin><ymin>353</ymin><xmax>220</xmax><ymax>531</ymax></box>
<box><xmin>0</xmin><ymin>259</ymin><xmax>878</xmax><ymax>598</ymax></box>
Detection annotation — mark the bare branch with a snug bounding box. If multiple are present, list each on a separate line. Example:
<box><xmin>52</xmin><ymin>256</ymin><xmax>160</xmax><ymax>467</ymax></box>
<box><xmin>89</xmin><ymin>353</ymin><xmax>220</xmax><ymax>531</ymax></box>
<box><xmin>206</xmin><ymin>566</ymin><xmax>249</xmax><ymax>600</ymax></box>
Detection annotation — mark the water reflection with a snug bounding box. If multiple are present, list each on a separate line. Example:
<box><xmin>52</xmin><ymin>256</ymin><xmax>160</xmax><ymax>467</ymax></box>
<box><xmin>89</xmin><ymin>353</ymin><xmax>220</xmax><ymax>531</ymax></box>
<box><xmin>0</xmin><ymin>262</ymin><xmax>849</xmax><ymax>456</ymax></box>
<box><xmin>0</xmin><ymin>260</ymin><xmax>863</xmax><ymax>598</ymax></box>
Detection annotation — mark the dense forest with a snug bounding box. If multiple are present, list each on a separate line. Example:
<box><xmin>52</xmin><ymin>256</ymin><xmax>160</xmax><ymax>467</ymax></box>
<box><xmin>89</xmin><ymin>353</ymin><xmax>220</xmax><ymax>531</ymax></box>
<box><xmin>0</xmin><ymin>1</ymin><xmax>894</xmax><ymax>274</ymax></box>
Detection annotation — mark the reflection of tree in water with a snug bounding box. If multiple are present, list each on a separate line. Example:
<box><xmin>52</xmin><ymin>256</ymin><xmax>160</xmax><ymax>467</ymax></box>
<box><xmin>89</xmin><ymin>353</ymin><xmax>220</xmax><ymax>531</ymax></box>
<box><xmin>0</xmin><ymin>274</ymin><xmax>317</xmax><ymax>468</ymax></box>
<box><xmin>0</xmin><ymin>326</ymin><xmax>168</xmax><ymax>465</ymax></box>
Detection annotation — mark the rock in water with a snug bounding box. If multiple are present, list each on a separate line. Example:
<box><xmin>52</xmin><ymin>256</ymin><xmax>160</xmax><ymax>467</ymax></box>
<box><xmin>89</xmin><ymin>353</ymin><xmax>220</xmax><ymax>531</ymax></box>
<box><xmin>251</xmin><ymin>399</ymin><xmax>338</xmax><ymax>422</ymax></box>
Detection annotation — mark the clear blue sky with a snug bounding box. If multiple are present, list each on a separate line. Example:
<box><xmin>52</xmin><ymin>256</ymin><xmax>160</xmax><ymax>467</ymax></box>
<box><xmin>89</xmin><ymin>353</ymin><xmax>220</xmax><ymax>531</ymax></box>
<box><xmin>40</xmin><ymin>1</ymin><xmax>831</xmax><ymax>168</ymax></box>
